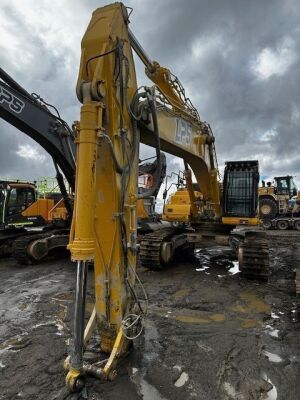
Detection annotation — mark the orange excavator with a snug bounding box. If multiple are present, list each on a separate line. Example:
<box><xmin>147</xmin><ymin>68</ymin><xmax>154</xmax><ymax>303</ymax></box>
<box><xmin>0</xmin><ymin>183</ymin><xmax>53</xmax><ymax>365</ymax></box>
<box><xmin>0</xmin><ymin>67</ymin><xmax>75</xmax><ymax>262</ymax></box>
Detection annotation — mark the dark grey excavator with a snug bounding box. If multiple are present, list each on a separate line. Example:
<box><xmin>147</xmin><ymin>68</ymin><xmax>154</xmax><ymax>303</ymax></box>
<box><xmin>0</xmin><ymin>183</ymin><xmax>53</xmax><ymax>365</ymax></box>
<box><xmin>0</xmin><ymin>67</ymin><xmax>75</xmax><ymax>263</ymax></box>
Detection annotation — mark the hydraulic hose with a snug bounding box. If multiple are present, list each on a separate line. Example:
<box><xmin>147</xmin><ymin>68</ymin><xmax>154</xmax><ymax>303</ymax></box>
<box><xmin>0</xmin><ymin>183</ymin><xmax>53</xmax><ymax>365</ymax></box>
<box><xmin>99</xmin><ymin>133</ymin><xmax>123</xmax><ymax>174</ymax></box>
<box><xmin>0</xmin><ymin>68</ymin><xmax>34</xmax><ymax>101</ymax></box>
<box><xmin>53</xmin><ymin>161</ymin><xmax>73</xmax><ymax>217</ymax></box>
<box><xmin>137</xmin><ymin>92</ymin><xmax>162</xmax><ymax>199</ymax></box>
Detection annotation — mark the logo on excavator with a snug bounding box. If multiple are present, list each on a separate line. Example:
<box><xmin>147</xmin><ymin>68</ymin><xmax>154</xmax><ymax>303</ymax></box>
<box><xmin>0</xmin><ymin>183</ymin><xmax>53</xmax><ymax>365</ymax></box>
<box><xmin>174</xmin><ymin>118</ymin><xmax>191</xmax><ymax>146</ymax></box>
<box><xmin>0</xmin><ymin>87</ymin><xmax>25</xmax><ymax>114</ymax></box>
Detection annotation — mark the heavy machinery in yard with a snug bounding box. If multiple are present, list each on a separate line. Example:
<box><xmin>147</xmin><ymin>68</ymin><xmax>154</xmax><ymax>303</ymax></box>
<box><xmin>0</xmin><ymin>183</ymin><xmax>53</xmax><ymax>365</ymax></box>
<box><xmin>259</xmin><ymin>175</ymin><xmax>300</xmax><ymax>230</ymax></box>
<box><xmin>159</xmin><ymin>159</ymin><xmax>269</xmax><ymax>279</ymax></box>
<box><xmin>0</xmin><ymin>178</ymin><xmax>69</xmax><ymax>256</ymax></box>
<box><xmin>63</xmin><ymin>2</ymin><xmax>271</xmax><ymax>390</ymax></box>
<box><xmin>0</xmin><ymin>67</ymin><xmax>75</xmax><ymax>262</ymax></box>
<box><xmin>0</xmin><ymin>65</ymin><xmax>168</xmax><ymax>264</ymax></box>
<box><xmin>2</xmin><ymin>3</ymin><xmax>300</xmax><ymax>395</ymax></box>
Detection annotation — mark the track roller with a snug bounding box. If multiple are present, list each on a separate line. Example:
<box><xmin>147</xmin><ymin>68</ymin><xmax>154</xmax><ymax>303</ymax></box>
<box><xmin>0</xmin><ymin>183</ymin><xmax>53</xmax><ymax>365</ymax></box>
<box><xmin>139</xmin><ymin>228</ymin><xmax>188</xmax><ymax>270</ymax></box>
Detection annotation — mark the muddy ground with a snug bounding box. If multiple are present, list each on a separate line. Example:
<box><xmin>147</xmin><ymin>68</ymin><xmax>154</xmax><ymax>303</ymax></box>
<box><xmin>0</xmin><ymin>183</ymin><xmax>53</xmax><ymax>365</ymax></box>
<box><xmin>0</xmin><ymin>232</ymin><xmax>299</xmax><ymax>400</ymax></box>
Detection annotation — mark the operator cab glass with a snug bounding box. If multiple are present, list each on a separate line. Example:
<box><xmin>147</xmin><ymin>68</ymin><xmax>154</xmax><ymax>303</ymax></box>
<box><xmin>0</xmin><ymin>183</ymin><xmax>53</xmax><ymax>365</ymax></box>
<box><xmin>0</xmin><ymin>188</ymin><xmax>6</xmax><ymax>224</ymax></box>
<box><xmin>275</xmin><ymin>177</ymin><xmax>297</xmax><ymax>197</ymax></box>
<box><xmin>275</xmin><ymin>177</ymin><xmax>289</xmax><ymax>195</ymax></box>
<box><xmin>6</xmin><ymin>186</ymin><xmax>35</xmax><ymax>218</ymax></box>
<box><xmin>290</xmin><ymin>178</ymin><xmax>298</xmax><ymax>197</ymax></box>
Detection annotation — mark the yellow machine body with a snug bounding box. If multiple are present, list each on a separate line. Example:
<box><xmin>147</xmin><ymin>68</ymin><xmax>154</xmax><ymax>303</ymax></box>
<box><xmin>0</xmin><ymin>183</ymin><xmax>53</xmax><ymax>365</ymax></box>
<box><xmin>221</xmin><ymin>216</ymin><xmax>260</xmax><ymax>226</ymax></box>
<box><xmin>65</xmin><ymin>2</ymin><xmax>261</xmax><ymax>387</ymax></box>
<box><xmin>258</xmin><ymin>186</ymin><xmax>275</xmax><ymax>197</ymax></box>
<box><xmin>141</xmin><ymin>109</ymin><xmax>221</xmax><ymax>218</ymax></box>
<box><xmin>68</xmin><ymin>2</ymin><xmax>138</xmax><ymax>356</ymax></box>
<box><xmin>137</xmin><ymin>198</ymin><xmax>150</xmax><ymax>219</ymax></box>
<box><xmin>258</xmin><ymin>176</ymin><xmax>299</xmax><ymax>218</ymax></box>
<box><xmin>163</xmin><ymin>188</ymin><xmax>203</xmax><ymax>222</ymax></box>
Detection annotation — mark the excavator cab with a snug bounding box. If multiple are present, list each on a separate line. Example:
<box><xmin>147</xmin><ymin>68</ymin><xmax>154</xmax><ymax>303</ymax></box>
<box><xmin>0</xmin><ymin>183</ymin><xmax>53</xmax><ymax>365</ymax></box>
<box><xmin>274</xmin><ymin>176</ymin><xmax>297</xmax><ymax>197</ymax></box>
<box><xmin>0</xmin><ymin>181</ymin><xmax>37</xmax><ymax>228</ymax></box>
<box><xmin>6</xmin><ymin>185</ymin><xmax>36</xmax><ymax>217</ymax></box>
<box><xmin>0</xmin><ymin>179</ymin><xmax>69</xmax><ymax>231</ymax></box>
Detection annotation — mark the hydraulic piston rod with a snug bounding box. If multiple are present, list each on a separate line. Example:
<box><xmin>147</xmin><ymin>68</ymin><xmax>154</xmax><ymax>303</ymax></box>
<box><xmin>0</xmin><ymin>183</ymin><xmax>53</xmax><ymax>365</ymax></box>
<box><xmin>70</xmin><ymin>261</ymin><xmax>88</xmax><ymax>370</ymax></box>
<box><xmin>128</xmin><ymin>28</ymin><xmax>155</xmax><ymax>73</ymax></box>
<box><xmin>66</xmin><ymin>261</ymin><xmax>88</xmax><ymax>391</ymax></box>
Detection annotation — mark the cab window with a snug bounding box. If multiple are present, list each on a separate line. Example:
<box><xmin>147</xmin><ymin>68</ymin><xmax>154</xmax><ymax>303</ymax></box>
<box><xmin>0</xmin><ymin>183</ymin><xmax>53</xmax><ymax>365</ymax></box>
<box><xmin>290</xmin><ymin>179</ymin><xmax>297</xmax><ymax>197</ymax></box>
<box><xmin>6</xmin><ymin>187</ymin><xmax>35</xmax><ymax>216</ymax></box>
<box><xmin>276</xmin><ymin>178</ymin><xmax>289</xmax><ymax>195</ymax></box>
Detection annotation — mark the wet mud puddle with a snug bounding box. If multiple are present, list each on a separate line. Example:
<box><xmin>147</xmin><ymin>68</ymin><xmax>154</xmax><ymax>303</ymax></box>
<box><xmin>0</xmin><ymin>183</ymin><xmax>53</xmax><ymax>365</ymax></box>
<box><xmin>194</xmin><ymin>246</ymin><xmax>238</xmax><ymax>276</ymax></box>
<box><xmin>1</xmin><ymin>236</ymin><xmax>300</xmax><ymax>399</ymax></box>
<box><xmin>138</xmin><ymin>243</ymin><xmax>300</xmax><ymax>399</ymax></box>
<box><xmin>130</xmin><ymin>320</ymin><xmax>168</xmax><ymax>400</ymax></box>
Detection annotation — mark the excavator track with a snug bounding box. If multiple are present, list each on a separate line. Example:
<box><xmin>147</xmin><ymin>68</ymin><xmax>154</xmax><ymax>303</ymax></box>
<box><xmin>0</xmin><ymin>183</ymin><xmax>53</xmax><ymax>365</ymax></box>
<box><xmin>12</xmin><ymin>232</ymin><xmax>55</xmax><ymax>265</ymax></box>
<box><xmin>139</xmin><ymin>228</ymin><xmax>180</xmax><ymax>270</ymax></box>
<box><xmin>294</xmin><ymin>244</ymin><xmax>300</xmax><ymax>300</ymax></box>
<box><xmin>0</xmin><ymin>230</ymin><xmax>26</xmax><ymax>257</ymax></box>
<box><xmin>238</xmin><ymin>231</ymin><xmax>270</xmax><ymax>281</ymax></box>
<box><xmin>296</xmin><ymin>267</ymin><xmax>300</xmax><ymax>298</ymax></box>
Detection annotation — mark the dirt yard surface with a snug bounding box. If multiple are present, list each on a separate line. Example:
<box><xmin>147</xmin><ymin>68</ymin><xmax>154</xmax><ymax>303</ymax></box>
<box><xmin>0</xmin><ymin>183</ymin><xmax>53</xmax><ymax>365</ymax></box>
<box><xmin>0</xmin><ymin>232</ymin><xmax>299</xmax><ymax>400</ymax></box>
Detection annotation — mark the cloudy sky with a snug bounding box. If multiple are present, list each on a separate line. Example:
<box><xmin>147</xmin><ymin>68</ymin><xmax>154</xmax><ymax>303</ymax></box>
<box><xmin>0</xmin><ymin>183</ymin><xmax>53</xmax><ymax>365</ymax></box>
<box><xmin>0</xmin><ymin>0</ymin><xmax>299</xmax><ymax>187</ymax></box>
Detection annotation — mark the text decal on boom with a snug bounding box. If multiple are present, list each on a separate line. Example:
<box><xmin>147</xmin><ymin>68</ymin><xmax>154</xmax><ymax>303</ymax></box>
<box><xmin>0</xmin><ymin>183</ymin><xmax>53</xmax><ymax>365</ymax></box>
<box><xmin>174</xmin><ymin>118</ymin><xmax>191</xmax><ymax>146</ymax></box>
<box><xmin>0</xmin><ymin>87</ymin><xmax>25</xmax><ymax>114</ymax></box>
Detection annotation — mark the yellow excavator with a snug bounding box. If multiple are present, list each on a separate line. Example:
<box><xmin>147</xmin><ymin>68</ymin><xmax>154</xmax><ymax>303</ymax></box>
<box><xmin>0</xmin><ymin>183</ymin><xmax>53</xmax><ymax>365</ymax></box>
<box><xmin>64</xmin><ymin>3</ymin><xmax>269</xmax><ymax>390</ymax></box>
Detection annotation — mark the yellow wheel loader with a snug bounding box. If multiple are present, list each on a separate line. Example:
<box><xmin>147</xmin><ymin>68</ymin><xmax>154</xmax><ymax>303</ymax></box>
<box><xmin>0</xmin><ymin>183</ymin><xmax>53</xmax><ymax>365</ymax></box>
<box><xmin>259</xmin><ymin>175</ymin><xmax>300</xmax><ymax>229</ymax></box>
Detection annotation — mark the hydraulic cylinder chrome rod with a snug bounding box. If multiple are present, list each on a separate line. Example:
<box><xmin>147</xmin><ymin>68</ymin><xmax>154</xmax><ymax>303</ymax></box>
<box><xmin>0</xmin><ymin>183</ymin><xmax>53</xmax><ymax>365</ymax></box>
<box><xmin>128</xmin><ymin>28</ymin><xmax>155</xmax><ymax>73</ymax></box>
<box><xmin>70</xmin><ymin>261</ymin><xmax>88</xmax><ymax>370</ymax></box>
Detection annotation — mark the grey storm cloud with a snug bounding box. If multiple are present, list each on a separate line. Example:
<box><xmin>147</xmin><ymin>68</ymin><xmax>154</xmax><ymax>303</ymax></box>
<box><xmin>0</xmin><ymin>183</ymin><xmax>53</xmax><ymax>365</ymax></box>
<box><xmin>0</xmin><ymin>0</ymin><xmax>299</xmax><ymax>185</ymax></box>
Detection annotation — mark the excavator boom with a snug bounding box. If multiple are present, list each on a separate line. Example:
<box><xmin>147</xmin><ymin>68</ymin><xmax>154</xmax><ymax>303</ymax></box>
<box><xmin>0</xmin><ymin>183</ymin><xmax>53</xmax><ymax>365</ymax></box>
<box><xmin>0</xmin><ymin>68</ymin><xmax>75</xmax><ymax>191</ymax></box>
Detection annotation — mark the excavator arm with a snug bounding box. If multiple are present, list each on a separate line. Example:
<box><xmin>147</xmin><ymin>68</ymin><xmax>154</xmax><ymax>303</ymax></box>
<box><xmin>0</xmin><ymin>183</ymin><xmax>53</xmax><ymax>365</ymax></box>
<box><xmin>139</xmin><ymin>108</ymin><xmax>221</xmax><ymax>216</ymax></box>
<box><xmin>65</xmin><ymin>2</ymin><xmax>221</xmax><ymax>389</ymax></box>
<box><xmin>128</xmin><ymin>28</ymin><xmax>221</xmax><ymax>217</ymax></box>
<box><xmin>66</xmin><ymin>3</ymin><xmax>142</xmax><ymax>388</ymax></box>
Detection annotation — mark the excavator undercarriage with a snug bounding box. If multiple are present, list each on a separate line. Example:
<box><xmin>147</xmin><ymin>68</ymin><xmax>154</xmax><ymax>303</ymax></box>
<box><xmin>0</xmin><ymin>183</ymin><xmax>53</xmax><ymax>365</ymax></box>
<box><xmin>139</xmin><ymin>159</ymin><xmax>270</xmax><ymax>281</ymax></box>
<box><xmin>12</xmin><ymin>230</ymin><xmax>69</xmax><ymax>264</ymax></box>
